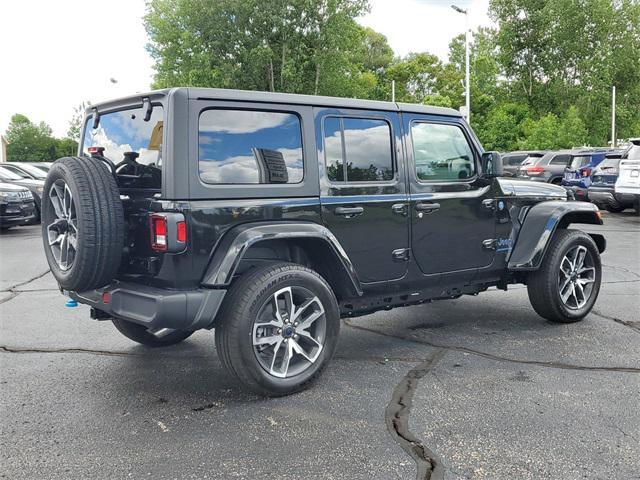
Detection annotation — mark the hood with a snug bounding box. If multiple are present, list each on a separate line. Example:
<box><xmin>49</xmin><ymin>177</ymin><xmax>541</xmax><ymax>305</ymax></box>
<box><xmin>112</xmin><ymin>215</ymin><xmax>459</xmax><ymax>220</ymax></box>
<box><xmin>0</xmin><ymin>182</ymin><xmax>30</xmax><ymax>192</ymax></box>
<box><xmin>498</xmin><ymin>178</ymin><xmax>567</xmax><ymax>200</ymax></box>
<box><xmin>12</xmin><ymin>178</ymin><xmax>44</xmax><ymax>188</ymax></box>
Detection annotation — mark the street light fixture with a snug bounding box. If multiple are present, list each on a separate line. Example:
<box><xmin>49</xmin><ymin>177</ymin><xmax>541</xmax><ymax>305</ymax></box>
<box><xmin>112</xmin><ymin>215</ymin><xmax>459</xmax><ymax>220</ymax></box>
<box><xmin>451</xmin><ymin>4</ymin><xmax>470</xmax><ymax>124</ymax></box>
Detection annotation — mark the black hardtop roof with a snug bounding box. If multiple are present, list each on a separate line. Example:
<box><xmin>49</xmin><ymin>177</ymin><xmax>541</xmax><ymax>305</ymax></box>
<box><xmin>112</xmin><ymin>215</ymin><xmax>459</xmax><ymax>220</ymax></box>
<box><xmin>86</xmin><ymin>87</ymin><xmax>462</xmax><ymax>117</ymax></box>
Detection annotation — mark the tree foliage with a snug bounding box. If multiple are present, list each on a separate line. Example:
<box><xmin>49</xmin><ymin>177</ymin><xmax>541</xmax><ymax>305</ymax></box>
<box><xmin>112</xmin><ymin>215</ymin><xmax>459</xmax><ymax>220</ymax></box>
<box><xmin>141</xmin><ymin>0</ymin><xmax>640</xmax><ymax>151</ymax></box>
<box><xmin>5</xmin><ymin>114</ymin><xmax>78</xmax><ymax>162</ymax></box>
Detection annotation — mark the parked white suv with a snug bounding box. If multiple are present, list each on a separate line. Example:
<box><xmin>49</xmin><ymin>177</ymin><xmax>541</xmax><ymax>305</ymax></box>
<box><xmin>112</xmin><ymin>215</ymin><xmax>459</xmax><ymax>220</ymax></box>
<box><xmin>614</xmin><ymin>139</ymin><xmax>640</xmax><ymax>214</ymax></box>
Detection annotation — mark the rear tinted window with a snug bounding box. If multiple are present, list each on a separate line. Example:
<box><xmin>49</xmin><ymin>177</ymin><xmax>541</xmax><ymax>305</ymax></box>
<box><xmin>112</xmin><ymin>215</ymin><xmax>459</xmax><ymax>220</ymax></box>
<box><xmin>324</xmin><ymin>117</ymin><xmax>394</xmax><ymax>182</ymax></box>
<box><xmin>550</xmin><ymin>154</ymin><xmax>571</xmax><ymax>165</ymax></box>
<box><xmin>570</xmin><ymin>156</ymin><xmax>591</xmax><ymax>169</ymax></box>
<box><xmin>521</xmin><ymin>155</ymin><xmax>542</xmax><ymax>166</ymax></box>
<box><xmin>83</xmin><ymin>106</ymin><xmax>164</xmax><ymax>166</ymax></box>
<box><xmin>199</xmin><ymin>110</ymin><xmax>303</xmax><ymax>184</ymax></box>
<box><xmin>502</xmin><ymin>155</ymin><xmax>526</xmax><ymax>166</ymax></box>
<box><xmin>597</xmin><ymin>157</ymin><xmax>620</xmax><ymax>170</ymax></box>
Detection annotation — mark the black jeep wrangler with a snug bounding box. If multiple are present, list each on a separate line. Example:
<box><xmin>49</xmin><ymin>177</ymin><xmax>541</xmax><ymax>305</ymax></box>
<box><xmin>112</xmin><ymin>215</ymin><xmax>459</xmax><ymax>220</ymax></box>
<box><xmin>41</xmin><ymin>88</ymin><xmax>605</xmax><ymax>395</ymax></box>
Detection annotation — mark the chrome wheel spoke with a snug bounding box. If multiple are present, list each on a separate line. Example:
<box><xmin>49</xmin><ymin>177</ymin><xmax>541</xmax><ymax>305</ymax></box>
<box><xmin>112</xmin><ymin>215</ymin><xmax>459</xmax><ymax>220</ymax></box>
<box><xmin>254</xmin><ymin>286</ymin><xmax>327</xmax><ymax>379</ymax></box>
<box><xmin>558</xmin><ymin>244</ymin><xmax>597</xmax><ymax>310</ymax></box>
<box><xmin>46</xmin><ymin>180</ymin><xmax>77</xmax><ymax>272</ymax></box>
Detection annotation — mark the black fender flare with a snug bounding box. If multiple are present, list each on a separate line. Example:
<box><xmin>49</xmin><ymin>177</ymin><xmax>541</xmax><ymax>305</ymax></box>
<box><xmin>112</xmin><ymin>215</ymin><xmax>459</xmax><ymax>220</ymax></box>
<box><xmin>508</xmin><ymin>201</ymin><xmax>606</xmax><ymax>271</ymax></box>
<box><xmin>200</xmin><ymin>221</ymin><xmax>363</xmax><ymax>296</ymax></box>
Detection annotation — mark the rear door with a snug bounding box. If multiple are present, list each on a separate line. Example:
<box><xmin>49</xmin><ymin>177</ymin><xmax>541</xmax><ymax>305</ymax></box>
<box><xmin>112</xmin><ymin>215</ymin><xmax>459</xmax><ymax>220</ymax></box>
<box><xmin>316</xmin><ymin>108</ymin><xmax>409</xmax><ymax>283</ymax></box>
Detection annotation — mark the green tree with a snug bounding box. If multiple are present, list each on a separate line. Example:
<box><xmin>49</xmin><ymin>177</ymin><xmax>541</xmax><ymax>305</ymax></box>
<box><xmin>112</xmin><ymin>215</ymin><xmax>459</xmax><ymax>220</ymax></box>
<box><xmin>67</xmin><ymin>102</ymin><xmax>89</xmax><ymax>142</ymax></box>
<box><xmin>5</xmin><ymin>114</ymin><xmax>57</xmax><ymax>161</ymax></box>
<box><xmin>145</xmin><ymin>0</ymin><xmax>373</xmax><ymax>97</ymax></box>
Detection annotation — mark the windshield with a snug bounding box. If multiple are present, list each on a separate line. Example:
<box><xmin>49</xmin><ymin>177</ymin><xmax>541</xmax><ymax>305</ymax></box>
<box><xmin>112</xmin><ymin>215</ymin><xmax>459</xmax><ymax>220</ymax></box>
<box><xmin>13</xmin><ymin>164</ymin><xmax>47</xmax><ymax>179</ymax></box>
<box><xmin>82</xmin><ymin>105</ymin><xmax>164</xmax><ymax>166</ymax></box>
<box><xmin>0</xmin><ymin>166</ymin><xmax>23</xmax><ymax>181</ymax></box>
<box><xmin>570</xmin><ymin>155</ymin><xmax>590</xmax><ymax>169</ymax></box>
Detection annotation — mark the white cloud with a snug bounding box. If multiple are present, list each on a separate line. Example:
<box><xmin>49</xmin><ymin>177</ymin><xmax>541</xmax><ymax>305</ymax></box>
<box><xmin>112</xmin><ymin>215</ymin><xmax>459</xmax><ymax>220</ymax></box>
<box><xmin>200</xmin><ymin>148</ymin><xmax>303</xmax><ymax>184</ymax></box>
<box><xmin>358</xmin><ymin>0</ymin><xmax>491</xmax><ymax>60</ymax></box>
<box><xmin>200</xmin><ymin>110</ymin><xmax>292</xmax><ymax>134</ymax></box>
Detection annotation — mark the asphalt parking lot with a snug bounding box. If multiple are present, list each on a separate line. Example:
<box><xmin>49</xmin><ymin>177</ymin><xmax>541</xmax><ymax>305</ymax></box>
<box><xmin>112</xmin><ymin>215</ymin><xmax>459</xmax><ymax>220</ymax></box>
<box><xmin>1</xmin><ymin>212</ymin><xmax>639</xmax><ymax>480</ymax></box>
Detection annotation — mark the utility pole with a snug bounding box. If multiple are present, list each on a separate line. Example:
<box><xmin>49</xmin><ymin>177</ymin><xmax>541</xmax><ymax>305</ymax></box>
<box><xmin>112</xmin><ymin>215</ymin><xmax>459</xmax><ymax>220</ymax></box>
<box><xmin>611</xmin><ymin>86</ymin><xmax>616</xmax><ymax>148</ymax></box>
<box><xmin>452</xmin><ymin>4</ymin><xmax>470</xmax><ymax>124</ymax></box>
<box><xmin>392</xmin><ymin>80</ymin><xmax>396</xmax><ymax>103</ymax></box>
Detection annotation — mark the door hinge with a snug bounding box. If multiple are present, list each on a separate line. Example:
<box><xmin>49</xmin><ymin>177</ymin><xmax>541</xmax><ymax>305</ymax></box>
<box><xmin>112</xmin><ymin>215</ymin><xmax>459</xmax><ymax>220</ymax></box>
<box><xmin>392</xmin><ymin>248</ymin><xmax>411</xmax><ymax>262</ymax></box>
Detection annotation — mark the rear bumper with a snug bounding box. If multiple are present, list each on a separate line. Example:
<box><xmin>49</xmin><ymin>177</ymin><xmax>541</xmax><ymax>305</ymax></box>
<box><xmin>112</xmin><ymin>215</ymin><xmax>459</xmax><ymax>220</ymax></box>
<box><xmin>71</xmin><ymin>281</ymin><xmax>226</xmax><ymax>331</ymax></box>
<box><xmin>588</xmin><ymin>187</ymin><xmax>635</xmax><ymax>205</ymax></box>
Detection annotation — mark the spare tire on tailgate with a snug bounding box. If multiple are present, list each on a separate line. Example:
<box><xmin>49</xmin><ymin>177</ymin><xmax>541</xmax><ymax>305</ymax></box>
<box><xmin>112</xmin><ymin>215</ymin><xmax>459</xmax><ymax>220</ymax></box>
<box><xmin>41</xmin><ymin>156</ymin><xmax>124</xmax><ymax>291</ymax></box>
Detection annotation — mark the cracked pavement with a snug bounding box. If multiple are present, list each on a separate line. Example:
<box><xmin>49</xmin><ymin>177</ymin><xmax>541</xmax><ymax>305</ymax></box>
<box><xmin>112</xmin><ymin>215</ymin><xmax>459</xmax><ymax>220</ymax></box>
<box><xmin>1</xmin><ymin>212</ymin><xmax>639</xmax><ymax>479</ymax></box>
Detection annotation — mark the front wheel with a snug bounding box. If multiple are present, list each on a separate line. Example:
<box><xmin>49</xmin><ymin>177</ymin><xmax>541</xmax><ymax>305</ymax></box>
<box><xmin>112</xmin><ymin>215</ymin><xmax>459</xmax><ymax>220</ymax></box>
<box><xmin>527</xmin><ymin>229</ymin><xmax>601</xmax><ymax>323</ymax></box>
<box><xmin>215</xmin><ymin>263</ymin><xmax>340</xmax><ymax>396</ymax></box>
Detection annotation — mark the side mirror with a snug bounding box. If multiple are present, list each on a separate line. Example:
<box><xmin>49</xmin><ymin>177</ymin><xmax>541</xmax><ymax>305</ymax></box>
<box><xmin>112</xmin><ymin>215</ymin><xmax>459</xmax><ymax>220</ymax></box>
<box><xmin>481</xmin><ymin>151</ymin><xmax>503</xmax><ymax>178</ymax></box>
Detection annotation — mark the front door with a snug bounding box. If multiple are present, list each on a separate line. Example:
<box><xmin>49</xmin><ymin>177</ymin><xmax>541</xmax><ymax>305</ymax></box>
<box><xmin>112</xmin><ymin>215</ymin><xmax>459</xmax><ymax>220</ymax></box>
<box><xmin>316</xmin><ymin>108</ymin><xmax>409</xmax><ymax>283</ymax></box>
<box><xmin>403</xmin><ymin>115</ymin><xmax>495</xmax><ymax>276</ymax></box>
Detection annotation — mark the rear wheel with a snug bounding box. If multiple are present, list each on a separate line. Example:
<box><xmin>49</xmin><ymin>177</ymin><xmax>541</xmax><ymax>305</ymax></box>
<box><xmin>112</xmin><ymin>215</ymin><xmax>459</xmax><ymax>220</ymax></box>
<box><xmin>215</xmin><ymin>263</ymin><xmax>340</xmax><ymax>396</ymax></box>
<box><xmin>112</xmin><ymin>318</ymin><xmax>194</xmax><ymax>347</ymax></box>
<box><xmin>527</xmin><ymin>229</ymin><xmax>601</xmax><ymax>323</ymax></box>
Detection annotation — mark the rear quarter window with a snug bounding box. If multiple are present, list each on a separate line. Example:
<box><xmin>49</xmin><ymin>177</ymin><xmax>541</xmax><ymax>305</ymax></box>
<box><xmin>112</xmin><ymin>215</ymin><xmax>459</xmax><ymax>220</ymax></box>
<box><xmin>198</xmin><ymin>109</ymin><xmax>304</xmax><ymax>184</ymax></box>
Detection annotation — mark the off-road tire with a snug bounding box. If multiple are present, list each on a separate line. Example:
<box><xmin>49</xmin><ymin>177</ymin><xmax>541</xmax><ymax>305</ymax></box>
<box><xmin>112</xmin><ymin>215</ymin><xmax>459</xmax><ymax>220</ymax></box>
<box><xmin>41</xmin><ymin>157</ymin><xmax>124</xmax><ymax>291</ymax></box>
<box><xmin>527</xmin><ymin>229</ymin><xmax>601</xmax><ymax>323</ymax></box>
<box><xmin>215</xmin><ymin>263</ymin><xmax>340</xmax><ymax>396</ymax></box>
<box><xmin>112</xmin><ymin>318</ymin><xmax>194</xmax><ymax>347</ymax></box>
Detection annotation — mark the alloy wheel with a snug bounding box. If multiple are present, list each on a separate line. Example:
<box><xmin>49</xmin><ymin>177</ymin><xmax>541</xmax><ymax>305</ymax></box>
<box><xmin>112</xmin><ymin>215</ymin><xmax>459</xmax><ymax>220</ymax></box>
<box><xmin>252</xmin><ymin>286</ymin><xmax>326</xmax><ymax>378</ymax></box>
<box><xmin>47</xmin><ymin>180</ymin><xmax>77</xmax><ymax>271</ymax></box>
<box><xmin>558</xmin><ymin>245</ymin><xmax>596</xmax><ymax>310</ymax></box>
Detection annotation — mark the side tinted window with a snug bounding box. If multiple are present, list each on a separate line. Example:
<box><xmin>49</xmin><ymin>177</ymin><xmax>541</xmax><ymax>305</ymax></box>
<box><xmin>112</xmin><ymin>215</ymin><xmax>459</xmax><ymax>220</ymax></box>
<box><xmin>411</xmin><ymin>122</ymin><xmax>475</xmax><ymax>181</ymax></box>
<box><xmin>323</xmin><ymin>117</ymin><xmax>394</xmax><ymax>182</ymax></box>
<box><xmin>198</xmin><ymin>109</ymin><xmax>303</xmax><ymax>184</ymax></box>
<box><xmin>550</xmin><ymin>154</ymin><xmax>570</xmax><ymax>165</ymax></box>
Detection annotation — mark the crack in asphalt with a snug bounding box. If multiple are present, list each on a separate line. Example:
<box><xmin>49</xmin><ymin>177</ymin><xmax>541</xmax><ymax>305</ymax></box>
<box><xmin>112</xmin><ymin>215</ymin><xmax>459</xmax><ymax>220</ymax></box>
<box><xmin>343</xmin><ymin>319</ymin><xmax>640</xmax><ymax>373</ymax></box>
<box><xmin>386</xmin><ymin>349</ymin><xmax>447</xmax><ymax>480</ymax></box>
<box><xmin>0</xmin><ymin>345</ymin><xmax>139</xmax><ymax>357</ymax></box>
<box><xmin>602</xmin><ymin>263</ymin><xmax>640</xmax><ymax>279</ymax></box>
<box><xmin>592</xmin><ymin>310</ymin><xmax>640</xmax><ymax>333</ymax></box>
<box><xmin>1</xmin><ymin>269</ymin><xmax>51</xmax><ymax>293</ymax></box>
<box><xmin>0</xmin><ymin>291</ymin><xmax>20</xmax><ymax>305</ymax></box>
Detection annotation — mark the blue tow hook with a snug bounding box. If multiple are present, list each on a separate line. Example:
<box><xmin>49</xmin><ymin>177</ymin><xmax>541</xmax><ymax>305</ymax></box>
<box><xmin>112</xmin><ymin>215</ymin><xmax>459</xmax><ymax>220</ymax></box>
<box><xmin>65</xmin><ymin>298</ymin><xmax>78</xmax><ymax>308</ymax></box>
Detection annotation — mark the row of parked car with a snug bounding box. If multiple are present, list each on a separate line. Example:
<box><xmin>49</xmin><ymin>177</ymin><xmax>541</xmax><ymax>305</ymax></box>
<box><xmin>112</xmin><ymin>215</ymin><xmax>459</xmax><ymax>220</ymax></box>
<box><xmin>502</xmin><ymin>139</ymin><xmax>640</xmax><ymax>213</ymax></box>
<box><xmin>0</xmin><ymin>162</ymin><xmax>52</xmax><ymax>230</ymax></box>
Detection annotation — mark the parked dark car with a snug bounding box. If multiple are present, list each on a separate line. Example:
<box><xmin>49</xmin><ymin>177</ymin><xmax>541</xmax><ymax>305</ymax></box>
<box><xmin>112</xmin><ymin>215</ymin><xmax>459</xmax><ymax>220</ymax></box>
<box><xmin>40</xmin><ymin>88</ymin><xmax>605</xmax><ymax>396</ymax></box>
<box><xmin>0</xmin><ymin>166</ymin><xmax>44</xmax><ymax>222</ymax></box>
<box><xmin>27</xmin><ymin>162</ymin><xmax>53</xmax><ymax>173</ymax></box>
<box><xmin>0</xmin><ymin>182</ymin><xmax>37</xmax><ymax>230</ymax></box>
<box><xmin>562</xmin><ymin>150</ymin><xmax>609</xmax><ymax>200</ymax></box>
<box><xmin>501</xmin><ymin>151</ymin><xmax>546</xmax><ymax>177</ymax></box>
<box><xmin>518</xmin><ymin>150</ymin><xmax>573</xmax><ymax>184</ymax></box>
<box><xmin>5</xmin><ymin>162</ymin><xmax>48</xmax><ymax>180</ymax></box>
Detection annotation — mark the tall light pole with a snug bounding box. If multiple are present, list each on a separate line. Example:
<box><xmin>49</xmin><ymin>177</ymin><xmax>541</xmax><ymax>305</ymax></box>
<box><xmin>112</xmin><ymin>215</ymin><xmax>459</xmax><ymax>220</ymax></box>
<box><xmin>451</xmin><ymin>5</ymin><xmax>470</xmax><ymax>124</ymax></box>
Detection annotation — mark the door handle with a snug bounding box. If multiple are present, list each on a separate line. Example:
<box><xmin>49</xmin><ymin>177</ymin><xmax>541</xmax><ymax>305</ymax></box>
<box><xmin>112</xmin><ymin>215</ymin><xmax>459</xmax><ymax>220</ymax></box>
<box><xmin>415</xmin><ymin>202</ymin><xmax>440</xmax><ymax>213</ymax></box>
<box><xmin>391</xmin><ymin>203</ymin><xmax>408</xmax><ymax>216</ymax></box>
<box><xmin>335</xmin><ymin>206</ymin><xmax>364</xmax><ymax>217</ymax></box>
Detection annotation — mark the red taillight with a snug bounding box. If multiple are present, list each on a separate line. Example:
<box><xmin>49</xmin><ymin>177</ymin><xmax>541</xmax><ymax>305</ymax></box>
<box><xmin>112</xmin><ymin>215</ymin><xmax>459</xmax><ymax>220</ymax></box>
<box><xmin>176</xmin><ymin>221</ymin><xmax>187</xmax><ymax>243</ymax></box>
<box><xmin>526</xmin><ymin>167</ymin><xmax>544</xmax><ymax>175</ymax></box>
<box><xmin>526</xmin><ymin>166</ymin><xmax>545</xmax><ymax>175</ymax></box>
<box><xmin>102</xmin><ymin>292</ymin><xmax>111</xmax><ymax>304</ymax></box>
<box><xmin>150</xmin><ymin>214</ymin><xmax>168</xmax><ymax>252</ymax></box>
<box><xmin>88</xmin><ymin>146</ymin><xmax>105</xmax><ymax>155</ymax></box>
<box><xmin>582</xmin><ymin>168</ymin><xmax>592</xmax><ymax>177</ymax></box>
